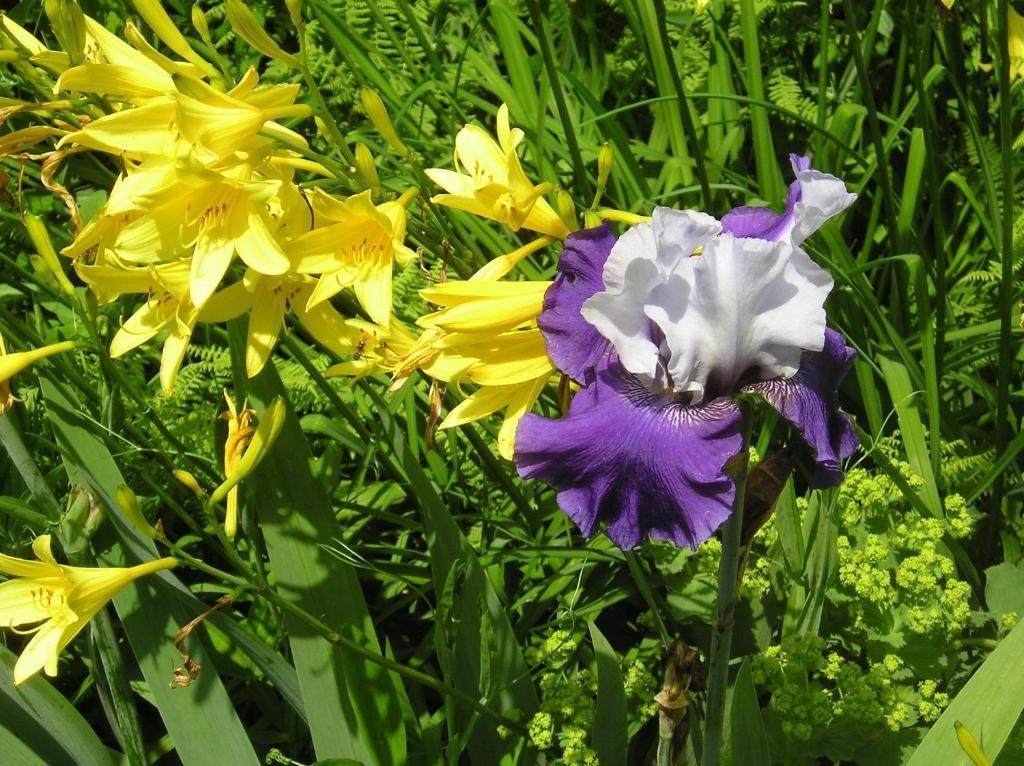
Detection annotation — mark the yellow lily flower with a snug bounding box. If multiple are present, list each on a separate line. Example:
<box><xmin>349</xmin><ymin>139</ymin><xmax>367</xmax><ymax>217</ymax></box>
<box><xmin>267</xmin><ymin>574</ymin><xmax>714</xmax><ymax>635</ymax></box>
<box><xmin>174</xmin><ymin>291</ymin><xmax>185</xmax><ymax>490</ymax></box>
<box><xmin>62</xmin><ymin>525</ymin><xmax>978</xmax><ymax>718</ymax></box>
<box><xmin>76</xmin><ymin>260</ymin><xmax>245</xmax><ymax>394</ymax></box>
<box><xmin>205</xmin><ymin>270</ymin><xmax>371</xmax><ymax>378</ymax></box>
<box><xmin>427</xmin><ymin>104</ymin><xmax>570</xmax><ymax>239</ymax></box>
<box><xmin>393</xmin><ymin>238</ymin><xmax>557</xmax><ymax>458</ymax></box>
<box><xmin>219</xmin><ymin>393</ymin><xmax>255</xmax><ymax>540</ymax></box>
<box><xmin>324</xmin><ymin>318</ymin><xmax>418</xmax><ymax>380</ymax></box>
<box><xmin>0</xmin><ymin>535</ymin><xmax>177</xmax><ymax>685</ymax></box>
<box><xmin>0</xmin><ymin>334</ymin><xmax>76</xmax><ymax>415</ymax></box>
<box><xmin>86</xmin><ymin>158</ymin><xmax>293</xmax><ymax>309</ymax></box>
<box><xmin>291</xmin><ymin>188</ymin><xmax>417</xmax><ymax>326</ymax></box>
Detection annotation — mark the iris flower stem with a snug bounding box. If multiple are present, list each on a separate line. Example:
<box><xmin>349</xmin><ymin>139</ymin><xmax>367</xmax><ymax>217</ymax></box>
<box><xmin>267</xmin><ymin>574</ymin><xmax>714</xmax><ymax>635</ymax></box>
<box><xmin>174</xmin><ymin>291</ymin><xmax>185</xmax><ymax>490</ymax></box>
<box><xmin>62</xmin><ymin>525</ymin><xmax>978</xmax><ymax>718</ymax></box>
<box><xmin>700</xmin><ymin>403</ymin><xmax>754</xmax><ymax>766</ymax></box>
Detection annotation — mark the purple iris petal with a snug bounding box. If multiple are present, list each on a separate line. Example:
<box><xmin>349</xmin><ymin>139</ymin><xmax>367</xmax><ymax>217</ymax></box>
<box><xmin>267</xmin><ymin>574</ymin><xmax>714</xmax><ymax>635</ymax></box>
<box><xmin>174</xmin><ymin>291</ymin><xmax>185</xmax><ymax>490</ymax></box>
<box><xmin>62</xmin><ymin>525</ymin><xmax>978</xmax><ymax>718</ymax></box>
<box><xmin>744</xmin><ymin>328</ymin><xmax>858</xmax><ymax>487</ymax></box>
<box><xmin>515</xmin><ymin>360</ymin><xmax>744</xmax><ymax>550</ymax></box>
<box><xmin>720</xmin><ymin>154</ymin><xmax>811</xmax><ymax>241</ymax></box>
<box><xmin>537</xmin><ymin>223</ymin><xmax>616</xmax><ymax>383</ymax></box>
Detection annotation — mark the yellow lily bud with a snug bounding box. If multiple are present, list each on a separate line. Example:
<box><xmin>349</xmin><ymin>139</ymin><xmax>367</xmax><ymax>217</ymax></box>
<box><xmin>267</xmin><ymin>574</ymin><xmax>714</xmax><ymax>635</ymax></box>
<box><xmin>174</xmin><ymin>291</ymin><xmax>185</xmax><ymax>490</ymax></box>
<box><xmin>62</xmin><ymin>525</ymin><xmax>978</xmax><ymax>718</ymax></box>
<box><xmin>23</xmin><ymin>214</ymin><xmax>75</xmax><ymax>296</ymax></box>
<box><xmin>172</xmin><ymin>469</ymin><xmax>205</xmax><ymax>498</ymax></box>
<box><xmin>285</xmin><ymin>0</ymin><xmax>303</xmax><ymax>27</ymax></box>
<box><xmin>43</xmin><ymin>0</ymin><xmax>86</xmax><ymax>65</ymax></box>
<box><xmin>225</xmin><ymin>0</ymin><xmax>300</xmax><ymax>69</ymax></box>
<box><xmin>0</xmin><ymin>51</ymin><xmax>21</xmax><ymax>63</ymax></box>
<box><xmin>115</xmin><ymin>485</ymin><xmax>158</xmax><ymax>539</ymax></box>
<box><xmin>554</xmin><ymin>189</ymin><xmax>577</xmax><ymax>232</ymax></box>
<box><xmin>360</xmin><ymin>88</ymin><xmax>408</xmax><ymax>156</ymax></box>
<box><xmin>190</xmin><ymin>6</ymin><xmax>214</xmax><ymax>51</ymax></box>
<box><xmin>954</xmin><ymin>721</ymin><xmax>991</xmax><ymax>766</ymax></box>
<box><xmin>0</xmin><ymin>339</ymin><xmax>76</xmax><ymax>384</ymax></box>
<box><xmin>129</xmin><ymin>0</ymin><xmax>218</xmax><ymax>78</ymax></box>
<box><xmin>0</xmin><ymin>535</ymin><xmax>177</xmax><ymax>684</ymax></box>
<box><xmin>593</xmin><ymin>141</ymin><xmax>613</xmax><ymax>206</ymax></box>
<box><xmin>209</xmin><ymin>396</ymin><xmax>286</xmax><ymax>520</ymax></box>
<box><xmin>354</xmin><ymin>142</ymin><xmax>381</xmax><ymax>192</ymax></box>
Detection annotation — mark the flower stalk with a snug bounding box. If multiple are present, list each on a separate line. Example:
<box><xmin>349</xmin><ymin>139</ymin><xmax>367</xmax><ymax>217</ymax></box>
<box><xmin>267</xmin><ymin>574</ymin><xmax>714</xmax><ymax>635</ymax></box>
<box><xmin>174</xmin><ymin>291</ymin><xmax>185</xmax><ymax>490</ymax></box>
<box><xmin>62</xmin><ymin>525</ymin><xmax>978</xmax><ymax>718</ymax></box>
<box><xmin>700</xmin><ymin>400</ymin><xmax>754</xmax><ymax>766</ymax></box>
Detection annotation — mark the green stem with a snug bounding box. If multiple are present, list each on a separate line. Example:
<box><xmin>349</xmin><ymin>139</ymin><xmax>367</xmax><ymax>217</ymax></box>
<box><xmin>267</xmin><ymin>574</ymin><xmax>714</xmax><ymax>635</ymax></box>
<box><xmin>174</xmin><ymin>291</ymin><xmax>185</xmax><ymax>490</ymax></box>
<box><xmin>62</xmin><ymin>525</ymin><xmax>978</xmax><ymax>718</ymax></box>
<box><xmin>525</xmin><ymin>0</ymin><xmax>590</xmax><ymax>203</ymax></box>
<box><xmin>701</xmin><ymin>403</ymin><xmax>754</xmax><ymax>766</ymax></box>
<box><xmin>994</xmin><ymin>0</ymin><xmax>1016</xmax><ymax>517</ymax></box>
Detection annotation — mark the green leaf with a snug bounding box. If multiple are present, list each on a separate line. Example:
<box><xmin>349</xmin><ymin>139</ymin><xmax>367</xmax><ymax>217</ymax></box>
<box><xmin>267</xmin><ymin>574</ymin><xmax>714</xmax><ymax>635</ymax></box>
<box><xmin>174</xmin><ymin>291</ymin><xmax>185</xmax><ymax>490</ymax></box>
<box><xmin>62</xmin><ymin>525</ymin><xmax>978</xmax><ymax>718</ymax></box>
<box><xmin>985</xmin><ymin>562</ymin><xmax>1024</xmax><ymax>618</ymax></box>
<box><xmin>730</xmin><ymin>661</ymin><xmax>771</xmax><ymax>766</ymax></box>
<box><xmin>907</xmin><ymin>620</ymin><xmax>1024</xmax><ymax>766</ymax></box>
<box><xmin>241</xmin><ymin>360</ymin><xmax>407</xmax><ymax>766</ymax></box>
<box><xmin>588</xmin><ymin>622</ymin><xmax>627</xmax><ymax>766</ymax></box>
<box><xmin>878</xmin><ymin>356</ymin><xmax>942</xmax><ymax>516</ymax></box>
<box><xmin>0</xmin><ymin>646</ymin><xmax>117</xmax><ymax>766</ymax></box>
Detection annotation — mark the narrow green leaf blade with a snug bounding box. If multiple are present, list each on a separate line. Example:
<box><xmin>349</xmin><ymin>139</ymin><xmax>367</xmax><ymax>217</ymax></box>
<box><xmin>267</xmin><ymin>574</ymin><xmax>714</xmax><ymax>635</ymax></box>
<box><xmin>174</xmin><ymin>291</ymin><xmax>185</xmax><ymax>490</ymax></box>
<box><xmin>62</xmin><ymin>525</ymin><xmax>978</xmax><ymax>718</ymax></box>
<box><xmin>588</xmin><ymin>622</ymin><xmax>627</xmax><ymax>766</ymax></box>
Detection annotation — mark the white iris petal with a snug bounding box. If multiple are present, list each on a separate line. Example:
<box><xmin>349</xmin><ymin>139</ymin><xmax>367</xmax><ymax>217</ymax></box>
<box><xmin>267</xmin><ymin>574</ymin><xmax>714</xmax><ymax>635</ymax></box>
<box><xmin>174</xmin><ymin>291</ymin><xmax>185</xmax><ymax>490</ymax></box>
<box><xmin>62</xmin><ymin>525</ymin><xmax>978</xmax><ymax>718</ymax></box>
<box><xmin>582</xmin><ymin>205</ymin><xmax>837</xmax><ymax>403</ymax></box>
<box><xmin>647</xmin><ymin>234</ymin><xmax>832</xmax><ymax>403</ymax></box>
<box><xmin>787</xmin><ymin>167</ymin><xmax>858</xmax><ymax>246</ymax></box>
<box><xmin>581</xmin><ymin>209</ymin><xmax>720</xmax><ymax>385</ymax></box>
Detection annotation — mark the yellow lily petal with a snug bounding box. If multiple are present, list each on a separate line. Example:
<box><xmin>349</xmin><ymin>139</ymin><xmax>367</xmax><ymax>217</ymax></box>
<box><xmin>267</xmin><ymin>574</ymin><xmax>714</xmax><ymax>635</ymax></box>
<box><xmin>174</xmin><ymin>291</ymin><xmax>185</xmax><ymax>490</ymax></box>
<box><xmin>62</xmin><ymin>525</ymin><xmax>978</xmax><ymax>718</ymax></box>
<box><xmin>198</xmin><ymin>281</ymin><xmax>253</xmax><ymax>323</ymax></box>
<box><xmin>190</xmin><ymin>232</ymin><xmax>235</xmax><ymax>308</ymax></box>
<box><xmin>454</xmin><ymin>124</ymin><xmax>508</xmax><ymax>184</ymax></box>
<box><xmin>127</xmin><ymin>0</ymin><xmax>218</xmax><ymax>78</ymax></box>
<box><xmin>0</xmin><ymin>579</ymin><xmax>60</xmax><ymax>627</ymax></box>
<box><xmin>497</xmin><ymin>374</ymin><xmax>549</xmax><ymax>460</ymax></box>
<box><xmin>353</xmin><ymin>260</ymin><xmax>392</xmax><ymax>327</ymax></box>
<box><xmin>109</xmin><ymin>298</ymin><xmax>170</xmax><ymax>357</ymax></box>
<box><xmin>471</xmin><ymin>237</ymin><xmax>553</xmax><ymax>282</ymax></box>
<box><xmin>237</xmin><ymin>211</ymin><xmax>289</xmax><ymax>276</ymax></box>
<box><xmin>245</xmin><ymin>291</ymin><xmax>287</xmax><ymax>377</ymax></box>
<box><xmin>160</xmin><ymin>327</ymin><xmax>191</xmax><ymax>395</ymax></box>
<box><xmin>59</xmin><ymin>99</ymin><xmax>178</xmax><ymax>157</ymax></box>
<box><xmin>295</xmin><ymin>297</ymin><xmax>366</xmax><ymax>358</ymax></box>
<box><xmin>15</xmin><ymin>619</ymin><xmax>68</xmax><ymax>683</ymax></box>
<box><xmin>440</xmin><ymin>384</ymin><xmax>516</xmax><ymax>429</ymax></box>
<box><xmin>0</xmin><ymin>341</ymin><xmax>75</xmax><ymax>383</ymax></box>
<box><xmin>56</xmin><ymin>63</ymin><xmax>170</xmax><ymax>98</ymax></box>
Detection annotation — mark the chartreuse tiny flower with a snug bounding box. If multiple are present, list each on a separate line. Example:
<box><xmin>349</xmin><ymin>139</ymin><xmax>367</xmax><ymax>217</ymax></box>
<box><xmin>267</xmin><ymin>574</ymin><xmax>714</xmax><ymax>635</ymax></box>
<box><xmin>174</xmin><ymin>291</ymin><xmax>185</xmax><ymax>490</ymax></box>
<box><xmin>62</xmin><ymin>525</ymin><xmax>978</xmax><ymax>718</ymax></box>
<box><xmin>0</xmin><ymin>535</ymin><xmax>176</xmax><ymax>684</ymax></box>
<box><xmin>394</xmin><ymin>237</ymin><xmax>557</xmax><ymax>458</ymax></box>
<box><xmin>427</xmin><ymin>104</ymin><xmax>570</xmax><ymax>238</ymax></box>
<box><xmin>0</xmin><ymin>334</ymin><xmax>76</xmax><ymax>414</ymax></box>
<box><xmin>516</xmin><ymin>156</ymin><xmax>858</xmax><ymax>549</ymax></box>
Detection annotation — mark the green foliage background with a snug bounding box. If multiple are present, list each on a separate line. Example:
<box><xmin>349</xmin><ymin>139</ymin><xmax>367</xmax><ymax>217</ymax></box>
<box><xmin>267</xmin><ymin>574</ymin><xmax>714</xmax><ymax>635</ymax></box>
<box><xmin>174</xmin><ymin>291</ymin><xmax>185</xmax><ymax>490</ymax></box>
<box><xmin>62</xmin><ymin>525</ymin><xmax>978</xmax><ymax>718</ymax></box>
<box><xmin>0</xmin><ymin>0</ymin><xmax>1022</xmax><ymax>764</ymax></box>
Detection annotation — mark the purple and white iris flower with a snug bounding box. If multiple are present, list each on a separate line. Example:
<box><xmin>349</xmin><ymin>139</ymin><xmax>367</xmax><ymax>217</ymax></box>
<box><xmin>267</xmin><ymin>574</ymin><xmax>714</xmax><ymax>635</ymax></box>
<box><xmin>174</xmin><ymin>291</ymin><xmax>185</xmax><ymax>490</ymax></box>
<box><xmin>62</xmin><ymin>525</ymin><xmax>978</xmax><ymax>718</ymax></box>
<box><xmin>514</xmin><ymin>156</ymin><xmax>859</xmax><ymax>550</ymax></box>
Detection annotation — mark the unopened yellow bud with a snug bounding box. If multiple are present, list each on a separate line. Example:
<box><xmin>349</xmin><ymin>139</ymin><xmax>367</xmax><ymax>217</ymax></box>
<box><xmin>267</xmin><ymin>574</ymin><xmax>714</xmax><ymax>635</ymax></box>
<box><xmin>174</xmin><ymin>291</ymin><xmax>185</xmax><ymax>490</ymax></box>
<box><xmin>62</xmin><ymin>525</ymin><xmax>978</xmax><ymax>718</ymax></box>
<box><xmin>116</xmin><ymin>485</ymin><xmax>157</xmax><ymax>539</ymax></box>
<box><xmin>360</xmin><ymin>88</ymin><xmax>408</xmax><ymax>156</ymax></box>
<box><xmin>129</xmin><ymin>0</ymin><xmax>218</xmax><ymax>78</ymax></box>
<box><xmin>954</xmin><ymin>721</ymin><xmax>991</xmax><ymax>766</ymax></box>
<box><xmin>190</xmin><ymin>6</ymin><xmax>214</xmax><ymax>50</ymax></box>
<box><xmin>43</xmin><ymin>0</ymin><xmax>86</xmax><ymax>64</ymax></box>
<box><xmin>0</xmin><ymin>339</ymin><xmax>75</xmax><ymax>383</ymax></box>
<box><xmin>554</xmin><ymin>189</ymin><xmax>577</xmax><ymax>232</ymax></box>
<box><xmin>285</xmin><ymin>0</ymin><xmax>303</xmax><ymax>27</ymax></box>
<box><xmin>594</xmin><ymin>142</ymin><xmax>613</xmax><ymax>204</ymax></box>
<box><xmin>172</xmin><ymin>469</ymin><xmax>205</xmax><ymax>498</ymax></box>
<box><xmin>354</xmin><ymin>142</ymin><xmax>381</xmax><ymax>192</ymax></box>
<box><xmin>23</xmin><ymin>214</ymin><xmax>75</xmax><ymax>296</ymax></box>
<box><xmin>0</xmin><ymin>51</ymin><xmax>21</xmax><ymax>63</ymax></box>
<box><xmin>225</xmin><ymin>0</ymin><xmax>299</xmax><ymax>69</ymax></box>
<box><xmin>209</xmin><ymin>396</ymin><xmax>286</xmax><ymax>508</ymax></box>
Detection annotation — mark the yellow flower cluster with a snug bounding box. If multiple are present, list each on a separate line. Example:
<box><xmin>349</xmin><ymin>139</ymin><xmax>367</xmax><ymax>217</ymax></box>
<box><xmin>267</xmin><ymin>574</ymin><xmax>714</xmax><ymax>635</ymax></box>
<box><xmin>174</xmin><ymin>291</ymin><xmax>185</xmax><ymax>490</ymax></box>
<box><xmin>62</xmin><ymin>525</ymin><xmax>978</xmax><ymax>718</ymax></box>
<box><xmin>392</xmin><ymin>105</ymin><xmax>573</xmax><ymax>458</ymax></box>
<box><xmin>3</xmin><ymin>9</ymin><xmax>417</xmax><ymax>393</ymax></box>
